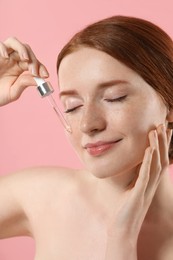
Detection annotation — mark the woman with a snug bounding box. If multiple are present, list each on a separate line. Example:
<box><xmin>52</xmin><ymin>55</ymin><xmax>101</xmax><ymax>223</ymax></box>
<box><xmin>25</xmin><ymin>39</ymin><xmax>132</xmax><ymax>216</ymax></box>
<box><xmin>0</xmin><ymin>15</ymin><xmax>173</xmax><ymax>260</ymax></box>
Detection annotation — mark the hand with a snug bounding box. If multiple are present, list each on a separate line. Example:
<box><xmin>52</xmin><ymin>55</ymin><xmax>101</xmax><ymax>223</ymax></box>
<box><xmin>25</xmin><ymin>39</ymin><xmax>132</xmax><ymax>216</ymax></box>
<box><xmin>0</xmin><ymin>37</ymin><xmax>49</xmax><ymax>106</ymax></box>
<box><xmin>105</xmin><ymin>125</ymin><xmax>172</xmax><ymax>259</ymax></box>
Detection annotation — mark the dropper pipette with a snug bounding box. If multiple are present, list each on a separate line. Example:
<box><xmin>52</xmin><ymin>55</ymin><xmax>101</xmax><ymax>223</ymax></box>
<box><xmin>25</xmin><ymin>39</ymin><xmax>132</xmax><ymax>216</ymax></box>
<box><xmin>34</xmin><ymin>77</ymin><xmax>71</xmax><ymax>133</ymax></box>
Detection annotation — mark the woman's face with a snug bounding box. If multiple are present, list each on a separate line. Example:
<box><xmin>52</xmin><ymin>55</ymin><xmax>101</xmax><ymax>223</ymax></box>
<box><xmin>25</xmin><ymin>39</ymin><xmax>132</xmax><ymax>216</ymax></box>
<box><xmin>58</xmin><ymin>47</ymin><xmax>168</xmax><ymax>178</ymax></box>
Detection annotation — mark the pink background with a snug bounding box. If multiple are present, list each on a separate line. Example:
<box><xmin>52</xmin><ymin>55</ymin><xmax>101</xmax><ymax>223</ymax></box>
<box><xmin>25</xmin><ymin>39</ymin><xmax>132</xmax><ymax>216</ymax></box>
<box><xmin>0</xmin><ymin>0</ymin><xmax>173</xmax><ymax>259</ymax></box>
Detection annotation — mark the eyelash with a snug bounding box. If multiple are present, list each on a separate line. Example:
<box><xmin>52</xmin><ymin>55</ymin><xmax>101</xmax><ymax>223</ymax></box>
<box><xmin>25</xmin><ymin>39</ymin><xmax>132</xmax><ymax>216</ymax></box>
<box><xmin>64</xmin><ymin>105</ymin><xmax>82</xmax><ymax>113</ymax></box>
<box><xmin>104</xmin><ymin>95</ymin><xmax>127</xmax><ymax>102</ymax></box>
<box><xmin>64</xmin><ymin>95</ymin><xmax>127</xmax><ymax>113</ymax></box>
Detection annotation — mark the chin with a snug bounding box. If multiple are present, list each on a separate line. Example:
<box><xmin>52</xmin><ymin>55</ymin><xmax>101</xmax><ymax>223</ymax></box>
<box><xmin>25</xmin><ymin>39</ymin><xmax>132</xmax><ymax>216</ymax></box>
<box><xmin>85</xmin><ymin>157</ymin><xmax>143</xmax><ymax>179</ymax></box>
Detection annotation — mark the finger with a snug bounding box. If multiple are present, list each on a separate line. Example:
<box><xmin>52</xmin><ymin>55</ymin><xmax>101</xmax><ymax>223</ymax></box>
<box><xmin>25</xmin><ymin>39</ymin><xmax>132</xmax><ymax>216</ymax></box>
<box><xmin>24</xmin><ymin>44</ymin><xmax>40</xmax><ymax>76</ymax></box>
<box><xmin>145</xmin><ymin>127</ymin><xmax>169</xmax><ymax>199</ymax></box>
<box><xmin>3</xmin><ymin>37</ymin><xmax>49</xmax><ymax>78</ymax></box>
<box><xmin>0</xmin><ymin>42</ymin><xmax>9</xmax><ymax>58</ymax></box>
<box><xmin>167</xmin><ymin>128</ymin><xmax>172</xmax><ymax>147</ymax></box>
<box><xmin>133</xmin><ymin>146</ymin><xmax>154</xmax><ymax>196</ymax></box>
<box><xmin>145</xmin><ymin>130</ymin><xmax>161</xmax><ymax>194</ymax></box>
<box><xmin>8</xmin><ymin>73</ymin><xmax>36</xmax><ymax>101</ymax></box>
<box><xmin>22</xmin><ymin>44</ymin><xmax>49</xmax><ymax>77</ymax></box>
<box><xmin>39</xmin><ymin>63</ymin><xmax>49</xmax><ymax>78</ymax></box>
<box><xmin>157</xmin><ymin>124</ymin><xmax>169</xmax><ymax>169</ymax></box>
<box><xmin>4</xmin><ymin>37</ymin><xmax>29</xmax><ymax>61</ymax></box>
<box><xmin>149</xmin><ymin>129</ymin><xmax>161</xmax><ymax>179</ymax></box>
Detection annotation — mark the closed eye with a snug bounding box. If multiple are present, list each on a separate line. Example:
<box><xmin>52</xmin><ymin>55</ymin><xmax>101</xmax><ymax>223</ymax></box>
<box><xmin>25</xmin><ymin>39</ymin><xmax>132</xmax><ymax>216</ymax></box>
<box><xmin>104</xmin><ymin>95</ymin><xmax>127</xmax><ymax>102</ymax></box>
<box><xmin>64</xmin><ymin>95</ymin><xmax>127</xmax><ymax>113</ymax></box>
<box><xmin>64</xmin><ymin>105</ymin><xmax>83</xmax><ymax>113</ymax></box>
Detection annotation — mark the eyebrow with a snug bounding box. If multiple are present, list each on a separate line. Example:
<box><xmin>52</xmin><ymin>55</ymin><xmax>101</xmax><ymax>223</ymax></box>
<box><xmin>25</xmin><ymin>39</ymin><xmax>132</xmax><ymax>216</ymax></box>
<box><xmin>59</xmin><ymin>79</ymin><xmax>129</xmax><ymax>98</ymax></box>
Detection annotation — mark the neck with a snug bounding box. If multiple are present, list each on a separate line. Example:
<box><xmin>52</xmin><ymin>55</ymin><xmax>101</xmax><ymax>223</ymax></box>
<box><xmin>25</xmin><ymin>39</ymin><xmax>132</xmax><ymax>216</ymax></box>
<box><xmin>95</xmin><ymin>166</ymin><xmax>138</xmax><ymax>212</ymax></box>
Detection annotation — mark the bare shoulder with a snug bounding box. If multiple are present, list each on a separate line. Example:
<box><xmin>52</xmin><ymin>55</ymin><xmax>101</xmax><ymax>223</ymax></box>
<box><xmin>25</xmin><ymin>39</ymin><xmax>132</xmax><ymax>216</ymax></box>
<box><xmin>0</xmin><ymin>166</ymin><xmax>85</xmax><ymax>207</ymax></box>
<box><xmin>0</xmin><ymin>166</ymin><xmax>85</xmax><ymax>238</ymax></box>
<box><xmin>1</xmin><ymin>165</ymin><xmax>81</xmax><ymax>193</ymax></box>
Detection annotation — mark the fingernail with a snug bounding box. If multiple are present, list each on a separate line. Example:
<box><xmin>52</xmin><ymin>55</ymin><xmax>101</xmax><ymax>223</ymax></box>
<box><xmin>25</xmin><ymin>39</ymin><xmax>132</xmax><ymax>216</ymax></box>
<box><xmin>41</xmin><ymin>69</ymin><xmax>49</xmax><ymax>77</ymax></box>
<box><xmin>22</xmin><ymin>52</ymin><xmax>29</xmax><ymax>61</ymax></box>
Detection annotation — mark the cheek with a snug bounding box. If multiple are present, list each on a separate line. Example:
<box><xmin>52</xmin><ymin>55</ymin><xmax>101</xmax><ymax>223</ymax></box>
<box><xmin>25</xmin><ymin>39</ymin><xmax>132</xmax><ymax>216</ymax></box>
<box><xmin>122</xmin><ymin>98</ymin><xmax>167</xmax><ymax>132</ymax></box>
<box><xmin>107</xmin><ymin>103</ymin><xmax>147</xmax><ymax>134</ymax></box>
<box><xmin>108</xmin><ymin>103</ymin><xmax>157</xmax><ymax>151</ymax></box>
<box><xmin>119</xmin><ymin>101</ymin><xmax>167</xmax><ymax>156</ymax></box>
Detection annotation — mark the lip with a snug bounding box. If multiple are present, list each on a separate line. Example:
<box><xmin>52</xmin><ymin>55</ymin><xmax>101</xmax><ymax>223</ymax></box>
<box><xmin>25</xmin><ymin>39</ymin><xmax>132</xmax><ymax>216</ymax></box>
<box><xmin>84</xmin><ymin>139</ymin><xmax>122</xmax><ymax>156</ymax></box>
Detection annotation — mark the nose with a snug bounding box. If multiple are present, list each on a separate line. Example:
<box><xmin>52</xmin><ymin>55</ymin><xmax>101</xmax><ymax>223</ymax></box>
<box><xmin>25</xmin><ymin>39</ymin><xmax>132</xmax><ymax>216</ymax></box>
<box><xmin>80</xmin><ymin>103</ymin><xmax>106</xmax><ymax>134</ymax></box>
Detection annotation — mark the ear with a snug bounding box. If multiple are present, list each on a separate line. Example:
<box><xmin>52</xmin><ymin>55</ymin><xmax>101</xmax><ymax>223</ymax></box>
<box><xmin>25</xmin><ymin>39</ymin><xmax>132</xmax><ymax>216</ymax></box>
<box><xmin>166</xmin><ymin>108</ymin><xmax>173</xmax><ymax>123</ymax></box>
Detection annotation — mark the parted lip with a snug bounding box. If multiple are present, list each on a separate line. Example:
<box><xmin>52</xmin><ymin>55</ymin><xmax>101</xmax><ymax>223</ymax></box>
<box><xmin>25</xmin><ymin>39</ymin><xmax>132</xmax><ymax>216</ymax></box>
<box><xmin>84</xmin><ymin>139</ymin><xmax>122</xmax><ymax>149</ymax></box>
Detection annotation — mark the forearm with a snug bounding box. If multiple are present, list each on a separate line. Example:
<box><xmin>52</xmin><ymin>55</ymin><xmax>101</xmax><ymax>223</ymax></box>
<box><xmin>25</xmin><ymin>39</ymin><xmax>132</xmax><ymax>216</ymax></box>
<box><xmin>104</xmin><ymin>235</ymin><xmax>137</xmax><ymax>260</ymax></box>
